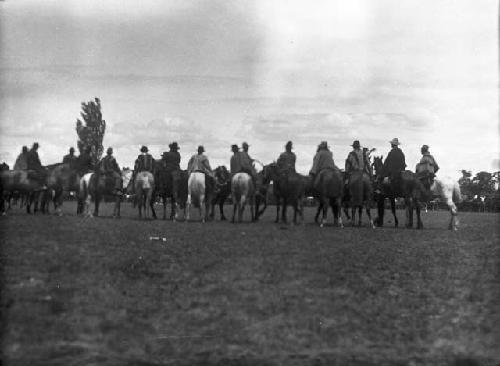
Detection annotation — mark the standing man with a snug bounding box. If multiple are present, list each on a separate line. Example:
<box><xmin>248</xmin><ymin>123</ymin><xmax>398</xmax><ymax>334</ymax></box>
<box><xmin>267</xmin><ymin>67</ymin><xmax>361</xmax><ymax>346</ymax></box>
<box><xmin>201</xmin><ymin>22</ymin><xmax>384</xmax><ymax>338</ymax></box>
<box><xmin>276</xmin><ymin>141</ymin><xmax>296</xmax><ymax>174</ymax></box>
<box><xmin>99</xmin><ymin>147</ymin><xmax>122</xmax><ymax>195</ymax></box>
<box><xmin>383</xmin><ymin>138</ymin><xmax>406</xmax><ymax>187</ymax></box>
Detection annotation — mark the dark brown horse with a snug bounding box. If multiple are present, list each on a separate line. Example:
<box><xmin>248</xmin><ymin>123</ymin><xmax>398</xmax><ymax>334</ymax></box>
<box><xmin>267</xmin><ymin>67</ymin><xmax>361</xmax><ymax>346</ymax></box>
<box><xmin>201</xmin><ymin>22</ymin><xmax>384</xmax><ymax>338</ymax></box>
<box><xmin>46</xmin><ymin>163</ymin><xmax>82</xmax><ymax>216</ymax></box>
<box><xmin>372</xmin><ymin>156</ymin><xmax>421</xmax><ymax>228</ymax></box>
<box><xmin>309</xmin><ymin>169</ymin><xmax>344</xmax><ymax>227</ymax></box>
<box><xmin>262</xmin><ymin>163</ymin><xmax>305</xmax><ymax>224</ymax></box>
<box><xmin>153</xmin><ymin>160</ymin><xmax>188</xmax><ymax>220</ymax></box>
<box><xmin>210</xmin><ymin>166</ymin><xmax>231</xmax><ymax>221</ymax></box>
<box><xmin>0</xmin><ymin>169</ymin><xmax>47</xmax><ymax>215</ymax></box>
<box><xmin>347</xmin><ymin>170</ymin><xmax>375</xmax><ymax>228</ymax></box>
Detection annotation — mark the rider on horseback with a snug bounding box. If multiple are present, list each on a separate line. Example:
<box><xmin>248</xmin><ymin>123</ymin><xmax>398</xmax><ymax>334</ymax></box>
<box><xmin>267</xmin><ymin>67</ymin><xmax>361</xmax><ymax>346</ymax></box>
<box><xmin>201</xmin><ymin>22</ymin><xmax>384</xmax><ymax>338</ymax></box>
<box><xmin>77</xmin><ymin>146</ymin><xmax>94</xmax><ymax>174</ymax></box>
<box><xmin>416</xmin><ymin>144</ymin><xmax>439</xmax><ymax>185</ymax></box>
<box><xmin>382</xmin><ymin>138</ymin><xmax>406</xmax><ymax>190</ymax></box>
<box><xmin>62</xmin><ymin>147</ymin><xmax>78</xmax><ymax>169</ymax></box>
<box><xmin>133</xmin><ymin>146</ymin><xmax>155</xmax><ymax>193</ymax></box>
<box><xmin>187</xmin><ymin>145</ymin><xmax>214</xmax><ymax>193</ymax></box>
<box><xmin>14</xmin><ymin>146</ymin><xmax>29</xmax><ymax>170</ymax></box>
<box><xmin>309</xmin><ymin>141</ymin><xmax>338</xmax><ymax>187</ymax></box>
<box><xmin>99</xmin><ymin>147</ymin><xmax>122</xmax><ymax>196</ymax></box>
<box><xmin>277</xmin><ymin>141</ymin><xmax>296</xmax><ymax>174</ymax></box>
<box><xmin>345</xmin><ymin>140</ymin><xmax>365</xmax><ymax>184</ymax></box>
<box><xmin>26</xmin><ymin>142</ymin><xmax>47</xmax><ymax>188</ymax></box>
<box><xmin>231</xmin><ymin>143</ymin><xmax>256</xmax><ymax>185</ymax></box>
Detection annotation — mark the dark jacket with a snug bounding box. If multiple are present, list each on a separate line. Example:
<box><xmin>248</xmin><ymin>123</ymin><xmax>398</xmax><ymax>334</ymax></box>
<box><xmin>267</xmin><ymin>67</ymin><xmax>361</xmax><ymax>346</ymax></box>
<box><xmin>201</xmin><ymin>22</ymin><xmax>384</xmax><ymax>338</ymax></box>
<box><xmin>27</xmin><ymin>149</ymin><xmax>42</xmax><ymax>171</ymax></box>
<box><xmin>309</xmin><ymin>149</ymin><xmax>337</xmax><ymax>176</ymax></box>
<box><xmin>277</xmin><ymin>151</ymin><xmax>296</xmax><ymax>173</ymax></box>
<box><xmin>134</xmin><ymin>153</ymin><xmax>154</xmax><ymax>173</ymax></box>
<box><xmin>383</xmin><ymin>147</ymin><xmax>406</xmax><ymax>176</ymax></box>
<box><xmin>162</xmin><ymin>151</ymin><xmax>181</xmax><ymax>171</ymax></box>
<box><xmin>63</xmin><ymin>154</ymin><xmax>78</xmax><ymax>167</ymax></box>
<box><xmin>78</xmin><ymin>152</ymin><xmax>94</xmax><ymax>173</ymax></box>
<box><xmin>100</xmin><ymin>155</ymin><xmax>120</xmax><ymax>174</ymax></box>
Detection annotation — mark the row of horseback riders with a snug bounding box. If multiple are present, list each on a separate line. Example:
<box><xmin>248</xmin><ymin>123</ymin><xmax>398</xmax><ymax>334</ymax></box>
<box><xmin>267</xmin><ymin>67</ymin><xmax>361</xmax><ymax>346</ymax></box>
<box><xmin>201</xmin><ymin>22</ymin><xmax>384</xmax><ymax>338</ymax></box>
<box><xmin>12</xmin><ymin>137</ymin><xmax>439</xmax><ymax>194</ymax></box>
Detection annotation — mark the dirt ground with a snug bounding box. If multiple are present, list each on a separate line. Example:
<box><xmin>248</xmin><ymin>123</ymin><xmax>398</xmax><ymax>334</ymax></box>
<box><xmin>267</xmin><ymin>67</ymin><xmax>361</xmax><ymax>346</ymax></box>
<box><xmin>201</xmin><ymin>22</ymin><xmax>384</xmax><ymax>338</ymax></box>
<box><xmin>1</xmin><ymin>202</ymin><xmax>499</xmax><ymax>366</ymax></box>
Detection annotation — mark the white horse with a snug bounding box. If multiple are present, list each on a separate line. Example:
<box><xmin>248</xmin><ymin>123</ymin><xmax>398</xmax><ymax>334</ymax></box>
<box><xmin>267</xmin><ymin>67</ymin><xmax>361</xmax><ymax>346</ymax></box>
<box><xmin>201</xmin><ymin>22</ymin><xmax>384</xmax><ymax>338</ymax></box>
<box><xmin>79</xmin><ymin>170</ymin><xmax>129</xmax><ymax>218</ymax></box>
<box><xmin>134</xmin><ymin>171</ymin><xmax>155</xmax><ymax>219</ymax></box>
<box><xmin>231</xmin><ymin>172</ymin><xmax>255</xmax><ymax>223</ymax></box>
<box><xmin>416</xmin><ymin>176</ymin><xmax>462</xmax><ymax>230</ymax></box>
<box><xmin>186</xmin><ymin>172</ymin><xmax>210</xmax><ymax>223</ymax></box>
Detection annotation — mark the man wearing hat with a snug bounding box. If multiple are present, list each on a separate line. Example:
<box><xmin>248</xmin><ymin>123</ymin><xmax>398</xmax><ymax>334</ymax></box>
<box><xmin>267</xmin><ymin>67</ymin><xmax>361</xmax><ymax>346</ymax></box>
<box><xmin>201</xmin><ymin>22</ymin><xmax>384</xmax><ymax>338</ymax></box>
<box><xmin>163</xmin><ymin>142</ymin><xmax>181</xmax><ymax>171</ymax></box>
<box><xmin>187</xmin><ymin>145</ymin><xmax>215</xmax><ymax>194</ymax></box>
<box><xmin>62</xmin><ymin>147</ymin><xmax>78</xmax><ymax>168</ymax></box>
<box><xmin>230</xmin><ymin>144</ymin><xmax>242</xmax><ymax>175</ymax></box>
<box><xmin>240</xmin><ymin>142</ymin><xmax>257</xmax><ymax>183</ymax></box>
<box><xmin>132</xmin><ymin>146</ymin><xmax>155</xmax><ymax>193</ymax></box>
<box><xmin>14</xmin><ymin>146</ymin><xmax>29</xmax><ymax>170</ymax></box>
<box><xmin>383</xmin><ymin>138</ymin><xmax>406</xmax><ymax>186</ymax></box>
<box><xmin>99</xmin><ymin>147</ymin><xmax>122</xmax><ymax>195</ymax></box>
<box><xmin>345</xmin><ymin>140</ymin><xmax>365</xmax><ymax>184</ymax></box>
<box><xmin>309</xmin><ymin>141</ymin><xmax>338</xmax><ymax>182</ymax></box>
<box><xmin>416</xmin><ymin>145</ymin><xmax>439</xmax><ymax>183</ymax></box>
<box><xmin>277</xmin><ymin>141</ymin><xmax>296</xmax><ymax>174</ymax></box>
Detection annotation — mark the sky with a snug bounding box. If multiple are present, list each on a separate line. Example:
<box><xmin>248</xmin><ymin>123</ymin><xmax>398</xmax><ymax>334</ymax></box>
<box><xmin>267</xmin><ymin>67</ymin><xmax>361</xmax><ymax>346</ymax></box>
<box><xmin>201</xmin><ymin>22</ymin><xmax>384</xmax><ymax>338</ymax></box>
<box><xmin>0</xmin><ymin>0</ymin><xmax>498</xmax><ymax>178</ymax></box>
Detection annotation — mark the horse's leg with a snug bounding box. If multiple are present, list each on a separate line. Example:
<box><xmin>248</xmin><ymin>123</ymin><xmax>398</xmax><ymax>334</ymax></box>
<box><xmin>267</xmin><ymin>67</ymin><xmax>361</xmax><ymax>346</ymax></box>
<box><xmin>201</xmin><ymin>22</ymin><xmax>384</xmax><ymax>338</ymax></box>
<box><xmin>219</xmin><ymin>200</ymin><xmax>226</xmax><ymax>221</ymax></box>
<box><xmin>416</xmin><ymin>199</ymin><xmax>423</xmax><ymax>229</ymax></box>
<box><xmin>200</xmin><ymin>194</ymin><xmax>205</xmax><ymax>223</ymax></box>
<box><xmin>405</xmin><ymin>197</ymin><xmax>413</xmax><ymax>228</ymax></box>
<box><xmin>350</xmin><ymin>206</ymin><xmax>356</xmax><ymax>226</ymax></box>
<box><xmin>232</xmin><ymin>194</ymin><xmax>237</xmax><ymax>223</ymax></box>
<box><xmin>239</xmin><ymin>195</ymin><xmax>245</xmax><ymax>223</ymax></box>
<box><xmin>448</xmin><ymin>201</ymin><xmax>459</xmax><ymax>230</ymax></box>
<box><xmin>315</xmin><ymin>202</ymin><xmax>322</xmax><ymax>224</ymax></box>
<box><xmin>320</xmin><ymin>198</ymin><xmax>328</xmax><ymax>228</ymax></box>
<box><xmin>336</xmin><ymin>198</ymin><xmax>344</xmax><ymax>228</ymax></box>
<box><xmin>281</xmin><ymin>199</ymin><xmax>287</xmax><ymax>224</ymax></box>
<box><xmin>250</xmin><ymin>196</ymin><xmax>255</xmax><ymax>222</ymax></box>
<box><xmin>275</xmin><ymin>195</ymin><xmax>280</xmax><ymax>223</ymax></box>
<box><xmin>162</xmin><ymin>194</ymin><xmax>167</xmax><ymax>220</ymax></box>
<box><xmin>365</xmin><ymin>202</ymin><xmax>375</xmax><ymax>229</ymax></box>
<box><xmin>390</xmin><ymin>198</ymin><xmax>398</xmax><ymax>227</ymax></box>
<box><xmin>186</xmin><ymin>193</ymin><xmax>191</xmax><ymax>222</ymax></box>
<box><xmin>357</xmin><ymin>206</ymin><xmax>362</xmax><ymax>226</ymax></box>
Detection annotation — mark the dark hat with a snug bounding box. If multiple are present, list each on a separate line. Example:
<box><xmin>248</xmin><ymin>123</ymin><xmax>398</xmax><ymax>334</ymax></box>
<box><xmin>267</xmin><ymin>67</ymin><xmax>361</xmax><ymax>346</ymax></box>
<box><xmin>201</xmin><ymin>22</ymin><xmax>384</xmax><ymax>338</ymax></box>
<box><xmin>319</xmin><ymin>141</ymin><xmax>328</xmax><ymax>149</ymax></box>
<box><xmin>69</xmin><ymin>147</ymin><xmax>75</xmax><ymax>153</ymax></box>
<box><xmin>140</xmin><ymin>145</ymin><xmax>148</xmax><ymax>153</ymax></box>
<box><xmin>285</xmin><ymin>141</ymin><xmax>293</xmax><ymax>149</ymax></box>
<box><xmin>107</xmin><ymin>147</ymin><xmax>113</xmax><ymax>155</ymax></box>
<box><xmin>33</xmin><ymin>142</ymin><xmax>39</xmax><ymax>148</ymax></box>
<box><xmin>231</xmin><ymin>144</ymin><xmax>239</xmax><ymax>151</ymax></box>
<box><xmin>198</xmin><ymin>145</ymin><xmax>205</xmax><ymax>153</ymax></box>
<box><xmin>242</xmin><ymin>142</ymin><xmax>249</xmax><ymax>148</ymax></box>
<box><xmin>421</xmin><ymin>144</ymin><xmax>429</xmax><ymax>152</ymax></box>
<box><xmin>389</xmin><ymin>138</ymin><xmax>400</xmax><ymax>146</ymax></box>
<box><xmin>351</xmin><ymin>140</ymin><xmax>361</xmax><ymax>149</ymax></box>
<box><xmin>169</xmin><ymin>142</ymin><xmax>179</xmax><ymax>150</ymax></box>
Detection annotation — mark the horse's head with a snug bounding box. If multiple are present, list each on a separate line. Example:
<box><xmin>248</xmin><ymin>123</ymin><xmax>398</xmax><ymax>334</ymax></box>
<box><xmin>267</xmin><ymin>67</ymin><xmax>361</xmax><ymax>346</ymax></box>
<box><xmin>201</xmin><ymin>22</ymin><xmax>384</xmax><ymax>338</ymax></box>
<box><xmin>214</xmin><ymin>165</ymin><xmax>230</xmax><ymax>182</ymax></box>
<box><xmin>262</xmin><ymin>162</ymin><xmax>278</xmax><ymax>183</ymax></box>
<box><xmin>372</xmin><ymin>155</ymin><xmax>384</xmax><ymax>178</ymax></box>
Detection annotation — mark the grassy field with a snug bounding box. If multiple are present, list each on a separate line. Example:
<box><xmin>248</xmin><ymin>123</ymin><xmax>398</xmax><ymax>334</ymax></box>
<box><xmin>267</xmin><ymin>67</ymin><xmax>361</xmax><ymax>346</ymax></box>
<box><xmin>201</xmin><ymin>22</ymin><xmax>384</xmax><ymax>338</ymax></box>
<box><xmin>1</xmin><ymin>202</ymin><xmax>499</xmax><ymax>366</ymax></box>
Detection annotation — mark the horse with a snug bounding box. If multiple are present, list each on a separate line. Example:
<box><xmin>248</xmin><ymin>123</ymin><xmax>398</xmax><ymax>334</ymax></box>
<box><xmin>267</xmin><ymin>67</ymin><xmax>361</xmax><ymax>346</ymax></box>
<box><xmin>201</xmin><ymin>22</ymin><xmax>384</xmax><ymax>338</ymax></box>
<box><xmin>231</xmin><ymin>172</ymin><xmax>255</xmax><ymax>223</ymax></box>
<box><xmin>312</xmin><ymin>172</ymin><xmax>351</xmax><ymax>224</ymax></box>
<box><xmin>310</xmin><ymin>169</ymin><xmax>344</xmax><ymax>228</ymax></box>
<box><xmin>186</xmin><ymin>172</ymin><xmax>214</xmax><ymax>223</ymax></box>
<box><xmin>0</xmin><ymin>170</ymin><xmax>47</xmax><ymax>215</ymax></box>
<box><xmin>372</xmin><ymin>156</ymin><xmax>421</xmax><ymax>228</ymax></box>
<box><xmin>45</xmin><ymin>163</ymin><xmax>82</xmax><ymax>216</ymax></box>
<box><xmin>153</xmin><ymin>161</ymin><xmax>188</xmax><ymax>220</ymax></box>
<box><xmin>262</xmin><ymin>163</ymin><xmax>305</xmax><ymax>225</ymax></box>
<box><xmin>347</xmin><ymin>170</ymin><xmax>375</xmax><ymax>228</ymax></box>
<box><xmin>79</xmin><ymin>170</ymin><xmax>127</xmax><ymax>218</ymax></box>
<box><xmin>134</xmin><ymin>171</ymin><xmax>155</xmax><ymax>219</ymax></box>
<box><xmin>254</xmin><ymin>169</ymin><xmax>270</xmax><ymax>220</ymax></box>
<box><xmin>414</xmin><ymin>173</ymin><xmax>462</xmax><ymax>230</ymax></box>
<box><xmin>210</xmin><ymin>166</ymin><xmax>231</xmax><ymax>221</ymax></box>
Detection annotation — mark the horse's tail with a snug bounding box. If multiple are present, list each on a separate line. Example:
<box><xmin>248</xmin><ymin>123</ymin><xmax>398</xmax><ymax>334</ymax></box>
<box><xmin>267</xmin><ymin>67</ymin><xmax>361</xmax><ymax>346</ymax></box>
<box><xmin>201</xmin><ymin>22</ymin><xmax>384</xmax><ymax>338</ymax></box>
<box><xmin>452</xmin><ymin>182</ymin><xmax>462</xmax><ymax>204</ymax></box>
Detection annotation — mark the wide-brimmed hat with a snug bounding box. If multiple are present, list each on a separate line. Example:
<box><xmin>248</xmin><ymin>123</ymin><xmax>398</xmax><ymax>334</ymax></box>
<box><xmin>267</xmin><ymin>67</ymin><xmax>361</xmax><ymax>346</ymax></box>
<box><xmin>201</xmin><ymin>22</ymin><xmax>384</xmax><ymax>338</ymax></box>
<box><xmin>389</xmin><ymin>138</ymin><xmax>400</xmax><ymax>145</ymax></box>
<box><xmin>351</xmin><ymin>140</ymin><xmax>360</xmax><ymax>149</ymax></box>
<box><xmin>140</xmin><ymin>145</ymin><xmax>148</xmax><ymax>153</ymax></box>
<box><xmin>169</xmin><ymin>142</ymin><xmax>179</xmax><ymax>150</ymax></box>
<box><xmin>107</xmin><ymin>147</ymin><xmax>113</xmax><ymax>155</ymax></box>
<box><xmin>242</xmin><ymin>142</ymin><xmax>249</xmax><ymax>148</ymax></box>
<box><xmin>421</xmin><ymin>144</ymin><xmax>429</xmax><ymax>152</ymax></box>
<box><xmin>198</xmin><ymin>145</ymin><xmax>205</xmax><ymax>153</ymax></box>
<box><xmin>285</xmin><ymin>141</ymin><xmax>293</xmax><ymax>149</ymax></box>
<box><xmin>231</xmin><ymin>144</ymin><xmax>239</xmax><ymax>151</ymax></box>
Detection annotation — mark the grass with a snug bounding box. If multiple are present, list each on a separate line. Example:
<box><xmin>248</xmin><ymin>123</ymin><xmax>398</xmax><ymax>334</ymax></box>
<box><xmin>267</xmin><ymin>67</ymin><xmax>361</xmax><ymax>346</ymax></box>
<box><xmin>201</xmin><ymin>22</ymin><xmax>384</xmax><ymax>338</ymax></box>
<box><xmin>1</xmin><ymin>202</ymin><xmax>499</xmax><ymax>365</ymax></box>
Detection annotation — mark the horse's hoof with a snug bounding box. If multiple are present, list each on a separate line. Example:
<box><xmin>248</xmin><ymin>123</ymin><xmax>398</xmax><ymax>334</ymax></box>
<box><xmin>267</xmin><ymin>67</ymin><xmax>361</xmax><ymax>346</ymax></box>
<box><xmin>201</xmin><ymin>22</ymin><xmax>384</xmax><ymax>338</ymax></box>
<box><xmin>221</xmin><ymin>216</ymin><xmax>226</xmax><ymax>221</ymax></box>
